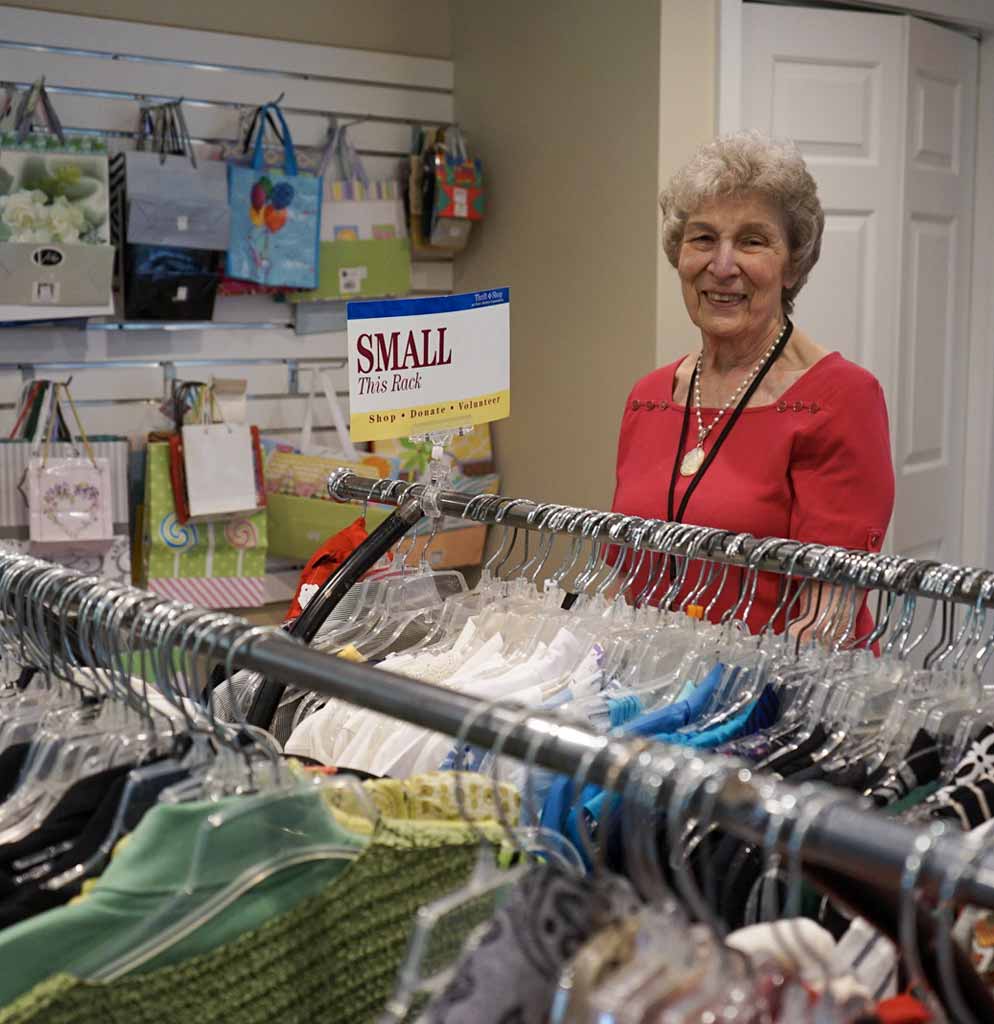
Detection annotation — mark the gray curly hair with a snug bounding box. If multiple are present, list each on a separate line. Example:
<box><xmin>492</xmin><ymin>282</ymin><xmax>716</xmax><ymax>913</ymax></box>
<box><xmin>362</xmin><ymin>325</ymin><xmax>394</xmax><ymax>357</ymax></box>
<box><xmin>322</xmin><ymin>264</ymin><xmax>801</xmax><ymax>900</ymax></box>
<box><xmin>659</xmin><ymin>132</ymin><xmax>824</xmax><ymax>315</ymax></box>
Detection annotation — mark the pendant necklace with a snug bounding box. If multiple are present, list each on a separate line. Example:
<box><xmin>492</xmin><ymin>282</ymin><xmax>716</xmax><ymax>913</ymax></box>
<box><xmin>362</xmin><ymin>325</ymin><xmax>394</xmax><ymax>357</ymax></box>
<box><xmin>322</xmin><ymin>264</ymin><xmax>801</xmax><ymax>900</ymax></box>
<box><xmin>680</xmin><ymin>320</ymin><xmax>789</xmax><ymax>476</ymax></box>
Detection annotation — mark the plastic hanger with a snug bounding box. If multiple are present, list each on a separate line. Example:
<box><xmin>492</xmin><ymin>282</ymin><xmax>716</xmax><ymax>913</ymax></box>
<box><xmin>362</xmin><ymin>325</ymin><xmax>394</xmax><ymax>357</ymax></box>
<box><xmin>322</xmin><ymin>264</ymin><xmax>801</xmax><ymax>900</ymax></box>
<box><xmin>74</xmin><ymin>622</ymin><xmax>367</xmax><ymax>981</ymax></box>
<box><xmin>80</xmin><ymin>780</ymin><xmax>364</xmax><ymax>981</ymax></box>
<box><xmin>380</xmin><ymin>699</ymin><xmax>586</xmax><ymax>1023</ymax></box>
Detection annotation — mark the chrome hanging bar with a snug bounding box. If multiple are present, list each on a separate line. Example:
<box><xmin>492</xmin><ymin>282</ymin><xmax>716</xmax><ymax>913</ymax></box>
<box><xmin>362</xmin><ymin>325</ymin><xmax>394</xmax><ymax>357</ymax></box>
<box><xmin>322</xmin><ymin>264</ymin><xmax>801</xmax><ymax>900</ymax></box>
<box><xmin>328</xmin><ymin>470</ymin><xmax>994</xmax><ymax>610</ymax></box>
<box><xmin>1</xmin><ymin>549</ymin><xmax>993</xmax><ymax>916</ymax></box>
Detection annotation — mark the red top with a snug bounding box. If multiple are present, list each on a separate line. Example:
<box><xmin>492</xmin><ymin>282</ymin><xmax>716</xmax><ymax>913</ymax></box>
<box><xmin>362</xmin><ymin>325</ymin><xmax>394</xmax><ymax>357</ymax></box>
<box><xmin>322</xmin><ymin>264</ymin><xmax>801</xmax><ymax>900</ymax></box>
<box><xmin>611</xmin><ymin>352</ymin><xmax>895</xmax><ymax>637</ymax></box>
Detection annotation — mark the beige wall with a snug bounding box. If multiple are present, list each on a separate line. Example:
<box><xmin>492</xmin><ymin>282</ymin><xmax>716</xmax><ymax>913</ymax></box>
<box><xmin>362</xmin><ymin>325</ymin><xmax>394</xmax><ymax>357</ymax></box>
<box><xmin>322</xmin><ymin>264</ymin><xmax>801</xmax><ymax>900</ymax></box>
<box><xmin>2</xmin><ymin>0</ymin><xmax>452</xmax><ymax>56</ymax></box>
<box><xmin>656</xmin><ymin>0</ymin><xmax>719</xmax><ymax>366</ymax></box>
<box><xmin>452</xmin><ymin>0</ymin><xmax>718</xmax><ymax>519</ymax></box>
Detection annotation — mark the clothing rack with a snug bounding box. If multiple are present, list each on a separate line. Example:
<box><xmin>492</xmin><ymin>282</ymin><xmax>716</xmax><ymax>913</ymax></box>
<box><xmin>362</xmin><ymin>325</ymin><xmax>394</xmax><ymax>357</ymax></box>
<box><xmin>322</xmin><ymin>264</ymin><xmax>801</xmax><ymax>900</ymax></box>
<box><xmin>3</xmin><ymin>550</ymin><xmax>994</xmax><ymax>924</ymax></box>
<box><xmin>327</xmin><ymin>470</ymin><xmax>994</xmax><ymax>610</ymax></box>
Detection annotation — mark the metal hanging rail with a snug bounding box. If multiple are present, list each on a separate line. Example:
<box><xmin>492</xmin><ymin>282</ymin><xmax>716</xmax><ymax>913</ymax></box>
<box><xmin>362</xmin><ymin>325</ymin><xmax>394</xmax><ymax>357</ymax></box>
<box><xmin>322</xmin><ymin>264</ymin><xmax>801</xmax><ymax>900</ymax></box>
<box><xmin>1</xmin><ymin>548</ymin><xmax>993</xmax><ymax>918</ymax></box>
<box><xmin>328</xmin><ymin>470</ymin><xmax>994</xmax><ymax>611</ymax></box>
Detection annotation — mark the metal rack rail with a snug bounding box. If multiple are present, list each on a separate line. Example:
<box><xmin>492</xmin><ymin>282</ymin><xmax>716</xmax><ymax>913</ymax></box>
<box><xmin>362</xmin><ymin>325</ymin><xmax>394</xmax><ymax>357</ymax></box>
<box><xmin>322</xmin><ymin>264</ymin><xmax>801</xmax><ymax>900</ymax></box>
<box><xmin>328</xmin><ymin>470</ymin><xmax>994</xmax><ymax>610</ymax></box>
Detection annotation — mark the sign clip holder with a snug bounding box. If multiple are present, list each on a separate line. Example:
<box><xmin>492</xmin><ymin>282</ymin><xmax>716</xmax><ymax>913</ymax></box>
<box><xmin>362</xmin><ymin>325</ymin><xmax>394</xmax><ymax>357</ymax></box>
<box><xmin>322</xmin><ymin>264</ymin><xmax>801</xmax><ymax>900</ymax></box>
<box><xmin>408</xmin><ymin>422</ymin><xmax>474</xmax><ymax>518</ymax></box>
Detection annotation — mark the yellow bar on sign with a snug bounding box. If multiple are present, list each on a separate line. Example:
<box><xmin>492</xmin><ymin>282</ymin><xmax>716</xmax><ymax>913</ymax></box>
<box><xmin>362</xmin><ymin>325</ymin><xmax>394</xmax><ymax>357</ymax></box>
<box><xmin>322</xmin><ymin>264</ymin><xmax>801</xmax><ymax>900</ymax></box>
<box><xmin>350</xmin><ymin>389</ymin><xmax>510</xmax><ymax>442</ymax></box>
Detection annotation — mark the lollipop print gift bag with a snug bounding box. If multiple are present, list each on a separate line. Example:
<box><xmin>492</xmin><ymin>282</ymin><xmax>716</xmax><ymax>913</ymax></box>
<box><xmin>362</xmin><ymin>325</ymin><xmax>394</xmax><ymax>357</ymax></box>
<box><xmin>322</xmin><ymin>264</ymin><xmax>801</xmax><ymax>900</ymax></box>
<box><xmin>225</xmin><ymin>104</ymin><xmax>321</xmax><ymax>289</ymax></box>
<box><xmin>144</xmin><ymin>443</ymin><xmax>267</xmax><ymax>608</ymax></box>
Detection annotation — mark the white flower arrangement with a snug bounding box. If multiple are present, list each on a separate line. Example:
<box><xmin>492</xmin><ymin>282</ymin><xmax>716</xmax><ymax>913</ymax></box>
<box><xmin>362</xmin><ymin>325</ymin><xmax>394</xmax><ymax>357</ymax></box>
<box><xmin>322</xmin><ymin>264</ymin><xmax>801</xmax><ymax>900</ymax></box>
<box><xmin>0</xmin><ymin>188</ymin><xmax>89</xmax><ymax>244</ymax></box>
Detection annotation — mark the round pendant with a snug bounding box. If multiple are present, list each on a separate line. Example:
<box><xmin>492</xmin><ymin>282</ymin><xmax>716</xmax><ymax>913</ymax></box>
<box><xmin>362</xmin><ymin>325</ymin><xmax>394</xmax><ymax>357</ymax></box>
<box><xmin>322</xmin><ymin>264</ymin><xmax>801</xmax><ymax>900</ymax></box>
<box><xmin>680</xmin><ymin>445</ymin><xmax>706</xmax><ymax>476</ymax></box>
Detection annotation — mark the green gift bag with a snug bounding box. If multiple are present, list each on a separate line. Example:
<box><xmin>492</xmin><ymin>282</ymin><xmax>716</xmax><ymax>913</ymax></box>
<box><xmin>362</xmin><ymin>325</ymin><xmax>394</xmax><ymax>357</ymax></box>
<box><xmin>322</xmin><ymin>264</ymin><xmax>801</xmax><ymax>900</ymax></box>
<box><xmin>263</xmin><ymin>446</ymin><xmax>389</xmax><ymax>561</ymax></box>
<box><xmin>267</xmin><ymin>492</ymin><xmax>390</xmax><ymax>561</ymax></box>
<box><xmin>143</xmin><ymin>442</ymin><xmax>268</xmax><ymax>607</ymax></box>
<box><xmin>288</xmin><ymin>238</ymin><xmax>411</xmax><ymax>302</ymax></box>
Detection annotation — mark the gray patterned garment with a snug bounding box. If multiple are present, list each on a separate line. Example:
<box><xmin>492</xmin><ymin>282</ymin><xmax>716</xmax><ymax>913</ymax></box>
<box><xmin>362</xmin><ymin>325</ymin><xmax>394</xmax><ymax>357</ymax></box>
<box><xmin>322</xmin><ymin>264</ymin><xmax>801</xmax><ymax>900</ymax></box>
<box><xmin>418</xmin><ymin>864</ymin><xmax>641</xmax><ymax>1024</ymax></box>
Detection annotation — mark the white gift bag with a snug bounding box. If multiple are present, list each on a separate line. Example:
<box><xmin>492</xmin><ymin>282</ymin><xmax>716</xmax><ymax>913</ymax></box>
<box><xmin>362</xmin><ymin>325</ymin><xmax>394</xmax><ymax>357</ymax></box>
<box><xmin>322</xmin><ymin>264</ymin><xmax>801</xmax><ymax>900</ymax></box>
<box><xmin>181</xmin><ymin>389</ymin><xmax>259</xmax><ymax>520</ymax></box>
<box><xmin>299</xmin><ymin>367</ymin><xmax>359</xmax><ymax>459</ymax></box>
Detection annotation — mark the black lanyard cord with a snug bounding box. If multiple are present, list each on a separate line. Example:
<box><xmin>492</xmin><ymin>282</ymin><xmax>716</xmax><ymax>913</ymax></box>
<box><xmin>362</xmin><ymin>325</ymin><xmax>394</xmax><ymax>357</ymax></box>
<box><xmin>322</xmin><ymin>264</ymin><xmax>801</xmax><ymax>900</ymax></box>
<box><xmin>667</xmin><ymin>317</ymin><xmax>794</xmax><ymax>526</ymax></box>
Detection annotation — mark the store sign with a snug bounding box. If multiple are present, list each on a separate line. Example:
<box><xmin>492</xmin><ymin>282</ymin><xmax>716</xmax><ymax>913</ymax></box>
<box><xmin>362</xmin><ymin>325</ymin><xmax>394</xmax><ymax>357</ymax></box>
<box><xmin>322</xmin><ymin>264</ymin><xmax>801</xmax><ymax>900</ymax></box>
<box><xmin>346</xmin><ymin>289</ymin><xmax>510</xmax><ymax>442</ymax></box>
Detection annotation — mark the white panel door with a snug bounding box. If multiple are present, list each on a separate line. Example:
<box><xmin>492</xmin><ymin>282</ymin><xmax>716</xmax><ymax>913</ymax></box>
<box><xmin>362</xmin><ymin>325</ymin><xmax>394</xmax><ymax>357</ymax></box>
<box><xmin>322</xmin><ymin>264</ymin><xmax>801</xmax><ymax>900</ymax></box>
<box><xmin>742</xmin><ymin>4</ymin><xmax>905</xmax><ymax>393</ymax></box>
<box><xmin>894</xmin><ymin>19</ymin><xmax>977</xmax><ymax>563</ymax></box>
<box><xmin>742</xmin><ymin>3</ymin><xmax>978</xmax><ymax>567</ymax></box>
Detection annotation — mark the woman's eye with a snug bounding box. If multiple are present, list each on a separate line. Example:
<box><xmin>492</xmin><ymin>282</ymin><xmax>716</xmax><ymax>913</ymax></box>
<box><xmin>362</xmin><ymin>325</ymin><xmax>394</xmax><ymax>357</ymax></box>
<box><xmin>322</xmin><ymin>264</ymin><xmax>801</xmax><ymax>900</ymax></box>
<box><xmin>742</xmin><ymin>237</ymin><xmax>766</xmax><ymax>247</ymax></box>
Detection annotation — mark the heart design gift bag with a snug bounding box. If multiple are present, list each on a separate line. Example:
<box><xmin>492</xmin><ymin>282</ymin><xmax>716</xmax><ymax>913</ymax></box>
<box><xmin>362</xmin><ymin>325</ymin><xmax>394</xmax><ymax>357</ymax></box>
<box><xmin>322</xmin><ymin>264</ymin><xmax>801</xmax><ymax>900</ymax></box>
<box><xmin>26</xmin><ymin>382</ymin><xmax>113</xmax><ymax>554</ymax></box>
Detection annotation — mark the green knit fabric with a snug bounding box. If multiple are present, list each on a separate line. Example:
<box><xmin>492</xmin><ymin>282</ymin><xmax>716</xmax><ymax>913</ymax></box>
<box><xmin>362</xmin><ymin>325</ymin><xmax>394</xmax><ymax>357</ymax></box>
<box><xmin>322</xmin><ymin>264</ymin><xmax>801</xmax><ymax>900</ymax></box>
<box><xmin>0</xmin><ymin>823</ymin><xmax>481</xmax><ymax>1024</ymax></box>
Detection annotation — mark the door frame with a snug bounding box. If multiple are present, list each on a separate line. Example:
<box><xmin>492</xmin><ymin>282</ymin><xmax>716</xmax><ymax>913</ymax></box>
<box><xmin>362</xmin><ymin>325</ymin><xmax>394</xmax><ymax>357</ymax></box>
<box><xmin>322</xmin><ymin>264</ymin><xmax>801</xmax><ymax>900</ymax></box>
<box><xmin>717</xmin><ymin>0</ymin><xmax>994</xmax><ymax>569</ymax></box>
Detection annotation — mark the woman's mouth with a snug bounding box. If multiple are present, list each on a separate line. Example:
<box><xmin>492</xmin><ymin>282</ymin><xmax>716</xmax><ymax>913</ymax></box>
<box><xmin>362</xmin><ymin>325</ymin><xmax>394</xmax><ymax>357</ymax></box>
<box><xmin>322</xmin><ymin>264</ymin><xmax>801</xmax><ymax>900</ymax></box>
<box><xmin>703</xmin><ymin>291</ymin><xmax>746</xmax><ymax>307</ymax></box>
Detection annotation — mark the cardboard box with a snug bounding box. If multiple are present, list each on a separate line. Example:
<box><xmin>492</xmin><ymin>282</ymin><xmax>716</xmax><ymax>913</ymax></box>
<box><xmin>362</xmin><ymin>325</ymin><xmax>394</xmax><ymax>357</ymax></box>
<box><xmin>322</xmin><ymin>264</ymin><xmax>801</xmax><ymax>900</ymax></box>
<box><xmin>402</xmin><ymin>524</ymin><xmax>487</xmax><ymax>569</ymax></box>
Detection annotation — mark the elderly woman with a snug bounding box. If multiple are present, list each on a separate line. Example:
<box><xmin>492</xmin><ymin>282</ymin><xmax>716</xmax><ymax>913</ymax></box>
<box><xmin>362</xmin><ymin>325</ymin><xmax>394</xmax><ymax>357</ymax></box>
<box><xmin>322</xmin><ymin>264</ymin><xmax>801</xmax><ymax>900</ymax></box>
<box><xmin>612</xmin><ymin>132</ymin><xmax>894</xmax><ymax>638</ymax></box>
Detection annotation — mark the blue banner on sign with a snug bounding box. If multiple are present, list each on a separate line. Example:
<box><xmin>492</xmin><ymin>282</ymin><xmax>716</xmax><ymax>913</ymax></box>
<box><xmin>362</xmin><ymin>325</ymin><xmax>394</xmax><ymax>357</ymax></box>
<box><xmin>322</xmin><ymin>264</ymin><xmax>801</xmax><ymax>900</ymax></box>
<box><xmin>347</xmin><ymin>288</ymin><xmax>509</xmax><ymax>320</ymax></box>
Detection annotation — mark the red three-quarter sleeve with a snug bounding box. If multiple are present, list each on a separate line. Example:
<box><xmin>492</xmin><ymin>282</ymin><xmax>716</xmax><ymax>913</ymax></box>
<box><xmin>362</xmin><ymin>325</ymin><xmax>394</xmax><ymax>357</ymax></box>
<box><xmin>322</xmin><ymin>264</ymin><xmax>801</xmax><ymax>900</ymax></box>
<box><xmin>787</xmin><ymin>365</ymin><xmax>895</xmax><ymax>552</ymax></box>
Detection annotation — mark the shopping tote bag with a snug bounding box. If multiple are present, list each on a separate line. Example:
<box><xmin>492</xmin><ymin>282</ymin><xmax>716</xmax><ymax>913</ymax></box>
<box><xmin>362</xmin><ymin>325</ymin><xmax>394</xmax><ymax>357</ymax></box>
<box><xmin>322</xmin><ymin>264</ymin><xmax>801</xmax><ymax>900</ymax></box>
<box><xmin>226</xmin><ymin>103</ymin><xmax>321</xmax><ymax>289</ymax></box>
<box><xmin>126</xmin><ymin>102</ymin><xmax>230</xmax><ymax>251</ymax></box>
<box><xmin>263</xmin><ymin>368</ymin><xmax>388</xmax><ymax>561</ymax></box>
<box><xmin>289</xmin><ymin>125</ymin><xmax>408</xmax><ymax>302</ymax></box>
<box><xmin>144</xmin><ymin>442</ymin><xmax>266</xmax><ymax>608</ymax></box>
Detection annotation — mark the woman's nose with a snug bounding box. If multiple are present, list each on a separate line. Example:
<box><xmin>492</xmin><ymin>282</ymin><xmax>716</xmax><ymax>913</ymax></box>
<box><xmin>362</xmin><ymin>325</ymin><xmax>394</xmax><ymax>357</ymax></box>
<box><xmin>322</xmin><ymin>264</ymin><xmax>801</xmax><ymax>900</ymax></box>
<box><xmin>709</xmin><ymin>241</ymin><xmax>738</xmax><ymax>279</ymax></box>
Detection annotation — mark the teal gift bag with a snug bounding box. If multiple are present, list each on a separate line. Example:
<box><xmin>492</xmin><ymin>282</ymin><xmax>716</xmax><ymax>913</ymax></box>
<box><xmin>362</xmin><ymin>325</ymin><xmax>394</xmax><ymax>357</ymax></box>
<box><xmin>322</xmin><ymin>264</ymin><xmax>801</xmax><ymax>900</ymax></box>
<box><xmin>226</xmin><ymin>104</ymin><xmax>322</xmax><ymax>289</ymax></box>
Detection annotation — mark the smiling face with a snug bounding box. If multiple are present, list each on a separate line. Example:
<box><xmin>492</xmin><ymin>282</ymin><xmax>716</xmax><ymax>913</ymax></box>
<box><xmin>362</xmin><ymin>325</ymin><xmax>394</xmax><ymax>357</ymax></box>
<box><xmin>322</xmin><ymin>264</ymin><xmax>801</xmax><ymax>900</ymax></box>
<box><xmin>677</xmin><ymin>192</ymin><xmax>798</xmax><ymax>345</ymax></box>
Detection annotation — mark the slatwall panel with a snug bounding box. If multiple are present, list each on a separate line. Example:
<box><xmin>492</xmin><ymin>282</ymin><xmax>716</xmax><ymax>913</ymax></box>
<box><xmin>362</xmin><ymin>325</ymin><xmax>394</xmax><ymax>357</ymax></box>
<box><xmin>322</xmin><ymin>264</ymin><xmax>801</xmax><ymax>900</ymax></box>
<box><xmin>0</xmin><ymin>6</ymin><xmax>454</xmax><ymax>443</ymax></box>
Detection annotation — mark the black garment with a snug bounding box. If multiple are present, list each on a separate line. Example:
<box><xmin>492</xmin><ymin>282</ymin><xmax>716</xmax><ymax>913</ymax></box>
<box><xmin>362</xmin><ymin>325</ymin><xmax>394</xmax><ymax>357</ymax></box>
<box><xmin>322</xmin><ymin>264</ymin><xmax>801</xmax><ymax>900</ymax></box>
<box><xmin>14</xmin><ymin>667</ymin><xmax>38</xmax><ymax>691</ymax></box>
<box><xmin>0</xmin><ymin>761</ymin><xmax>191</xmax><ymax>928</ymax></box>
<box><xmin>867</xmin><ymin>728</ymin><xmax>942</xmax><ymax>808</ymax></box>
<box><xmin>918</xmin><ymin>724</ymin><xmax>994</xmax><ymax>830</ymax></box>
<box><xmin>790</xmin><ymin>757</ymin><xmax>868</xmax><ymax>788</ymax></box>
<box><xmin>0</xmin><ymin>743</ymin><xmax>30</xmax><ymax>804</ymax></box>
<box><xmin>929</xmin><ymin>780</ymin><xmax>994</xmax><ymax>830</ymax></box>
<box><xmin>757</xmin><ymin>723</ymin><xmax>831</xmax><ymax>776</ymax></box>
<box><xmin>601</xmin><ymin>737</ymin><xmax>887</xmax><ymax>935</ymax></box>
<box><xmin>0</xmin><ymin>880</ymin><xmax>69</xmax><ymax>928</ymax></box>
<box><xmin>0</xmin><ymin>764</ymin><xmax>134</xmax><ymax>874</ymax></box>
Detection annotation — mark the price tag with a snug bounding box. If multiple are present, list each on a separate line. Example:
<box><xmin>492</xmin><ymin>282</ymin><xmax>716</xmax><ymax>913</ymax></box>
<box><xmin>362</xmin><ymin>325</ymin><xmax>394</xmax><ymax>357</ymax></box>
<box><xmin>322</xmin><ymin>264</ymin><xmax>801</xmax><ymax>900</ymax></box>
<box><xmin>346</xmin><ymin>289</ymin><xmax>510</xmax><ymax>442</ymax></box>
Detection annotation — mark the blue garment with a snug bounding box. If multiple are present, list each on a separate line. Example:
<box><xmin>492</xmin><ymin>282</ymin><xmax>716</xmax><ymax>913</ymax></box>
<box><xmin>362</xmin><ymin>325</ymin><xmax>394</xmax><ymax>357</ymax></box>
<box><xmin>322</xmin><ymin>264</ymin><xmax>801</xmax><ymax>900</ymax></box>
<box><xmin>606</xmin><ymin>694</ymin><xmax>643</xmax><ymax>728</ymax></box>
<box><xmin>542</xmin><ymin>683</ymin><xmax>782</xmax><ymax>867</ymax></box>
<box><xmin>538</xmin><ymin>664</ymin><xmax>726</xmax><ymax>847</ymax></box>
<box><xmin>655</xmin><ymin>684</ymin><xmax>781</xmax><ymax>749</ymax></box>
<box><xmin>622</xmin><ymin>662</ymin><xmax>725</xmax><ymax>738</ymax></box>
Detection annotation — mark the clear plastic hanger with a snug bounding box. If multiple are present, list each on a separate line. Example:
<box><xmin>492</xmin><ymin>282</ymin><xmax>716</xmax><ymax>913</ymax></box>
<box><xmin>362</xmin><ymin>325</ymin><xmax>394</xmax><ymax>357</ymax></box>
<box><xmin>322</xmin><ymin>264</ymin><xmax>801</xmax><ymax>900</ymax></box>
<box><xmin>379</xmin><ymin>700</ymin><xmax>585</xmax><ymax>1023</ymax></box>
<box><xmin>935</xmin><ymin>824</ymin><xmax>991</xmax><ymax>1024</ymax></box>
<box><xmin>596</xmin><ymin>754</ymin><xmax>733</xmax><ymax>1023</ymax></box>
<box><xmin>897</xmin><ymin>821</ymin><xmax>950</xmax><ymax>1018</ymax></box>
<box><xmin>762</xmin><ymin>786</ymin><xmax>858</xmax><ymax>1022</ymax></box>
<box><xmin>316</xmin><ymin>483</ymin><xmax>474</xmax><ymax>658</ymax></box>
<box><xmin>483</xmin><ymin>704</ymin><xmax>586</xmax><ymax>872</ymax></box>
<box><xmin>41</xmin><ymin>593</ymin><xmax>210</xmax><ymax>892</ymax></box>
<box><xmin>390</xmin><ymin>493</ymin><xmax>536</xmax><ymax>657</ymax></box>
<box><xmin>0</xmin><ymin>566</ymin><xmax>83</xmax><ymax>758</ymax></box>
<box><xmin>0</xmin><ymin>578</ymin><xmax>171</xmax><ymax>844</ymax></box>
<box><xmin>306</xmin><ymin>480</ymin><xmax>422</xmax><ymax>650</ymax></box>
<box><xmin>76</xmin><ymin>621</ymin><xmax>367</xmax><ymax>982</ymax></box>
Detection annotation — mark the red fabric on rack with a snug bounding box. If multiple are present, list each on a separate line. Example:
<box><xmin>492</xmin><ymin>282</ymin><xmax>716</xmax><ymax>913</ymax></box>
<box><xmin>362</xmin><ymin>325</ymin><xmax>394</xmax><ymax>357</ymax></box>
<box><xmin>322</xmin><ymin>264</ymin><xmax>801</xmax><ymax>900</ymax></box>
<box><xmin>286</xmin><ymin>517</ymin><xmax>371</xmax><ymax>621</ymax></box>
<box><xmin>611</xmin><ymin>353</ymin><xmax>895</xmax><ymax>637</ymax></box>
<box><xmin>874</xmin><ymin>994</ymin><xmax>931</xmax><ymax>1023</ymax></box>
